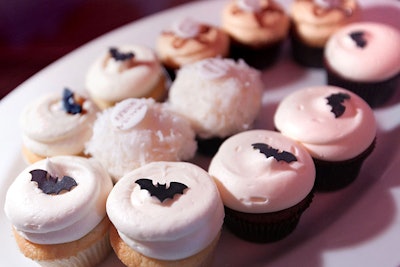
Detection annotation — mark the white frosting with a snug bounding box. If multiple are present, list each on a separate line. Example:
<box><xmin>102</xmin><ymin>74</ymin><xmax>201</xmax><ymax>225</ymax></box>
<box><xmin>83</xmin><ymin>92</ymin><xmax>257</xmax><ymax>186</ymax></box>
<box><xmin>325</xmin><ymin>22</ymin><xmax>400</xmax><ymax>82</ymax></box>
<box><xmin>170</xmin><ymin>17</ymin><xmax>202</xmax><ymax>39</ymax></box>
<box><xmin>208</xmin><ymin>130</ymin><xmax>315</xmax><ymax>213</ymax></box>
<box><xmin>274</xmin><ymin>86</ymin><xmax>377</xmax><ymax>161</ymax></box>
<box><xmin>20</xmin><ymin>91</ymin><xmax>99</xmax><ymax>157</ymax></box>
<box><xmin>314</xmin><ymin>0</ymin><xmax>342</xmax><ymax>8</ymax></box>
<box><xmin>85</xmin><ymin>45</ymin><xmax>164</xmax><ymax>102</ymax></box>
<box><xmin>168</xmin><ymin>58</ymin><xmax>263</xmax><ymax>138</ymax></box>
<box><xmin>85</xmin><ymin>98</ymin><xmax>197</xmax><ymax>180</ymax></box>
<box><xmin>106</xmin><ymin>161</ymin><xmax>224</xmax><ymax>260</ymax></box>
<box><xmin>236</xmin><ymin>0</ymin><xmax>262</xmax><ymax>12</ymax></box>
<box><xmin>4</xmin><ymin>156</ymin><xmax>113</xmax><ymax>244</ymax></box>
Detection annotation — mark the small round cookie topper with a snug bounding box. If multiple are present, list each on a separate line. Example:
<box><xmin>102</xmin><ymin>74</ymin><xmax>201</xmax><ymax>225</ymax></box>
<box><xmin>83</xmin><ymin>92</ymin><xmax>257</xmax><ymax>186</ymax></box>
<box><xmin>111</xmin><ymin>98</ymin><xmax>148</xmax><ymax>131</ymax></box>
<box><xmin>170</xmin><ymin>17</ymin><xmax>201</xmax><ymax>39</ymax></box>
<box><xmin>236</xmin><ymin>0</ymin><xmax>262</xmax><ymax>12</ymax></box>
<box><xmin>198</xmin><ymin>58</ymin><xmax>231</xmax><ymax>80</ymax></box>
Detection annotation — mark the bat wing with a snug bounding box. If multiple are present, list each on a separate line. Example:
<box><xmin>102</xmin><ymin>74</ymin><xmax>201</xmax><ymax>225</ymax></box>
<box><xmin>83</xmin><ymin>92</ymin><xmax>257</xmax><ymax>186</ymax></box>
<box><xmin>275</xmin><ymin>151</ymin><xmax>297</xmax><ymax>163</ymax></box>
<box><xmin>135</xmin><ymin>178</ymin><xmax>157</xmax><ymax>193</ymax></box>
<box><xmin>30</xmin><ymin>169</ymin><xmax>48</xmax><ymax>187</ymax></box>
<box><xmin>56</xmin><ymin>176</ymin><xmax>78</xmax><ymax>194</ymax></box>
<box><xmin>166</xmin><ymin>182</ymin><xmax>188</xmax><ymax>196</ymax></box>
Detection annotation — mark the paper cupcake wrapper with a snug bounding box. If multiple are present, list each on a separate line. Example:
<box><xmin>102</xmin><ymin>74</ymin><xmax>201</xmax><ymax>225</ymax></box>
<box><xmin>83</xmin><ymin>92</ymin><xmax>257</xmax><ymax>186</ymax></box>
<box><xmin>313</xmin><ymin>139</ymin><xmax>376</xmax><ymax>192</ymax></box>
<box><xmin>290</xmin><ymin>26</ymin><xmax>324</xmax><ymax>68</ymax></box>
<box><xmin>224</xmin><ymin>191</ymin><xmax>314</xmax><ymax>243</ymax></box>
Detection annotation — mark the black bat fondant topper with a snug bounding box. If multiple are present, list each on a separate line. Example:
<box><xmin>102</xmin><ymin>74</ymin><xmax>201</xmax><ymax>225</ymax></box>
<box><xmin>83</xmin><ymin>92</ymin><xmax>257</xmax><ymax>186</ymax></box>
<box><xmin>62</xmin><ymin>88</ymin><xmax>82</xmax><ymax>115</ymax></box>
<box><xmin>349</xmin><ymin>31</ymin><xmax>367</xmax><ymax>48</ymax></box>
<box><xmin>135</xmin><ymin>178</ymin><xmax>188</xmax><ymax>203</ymax></box>
<box><xmin>109</xmin><ymin>47</ymin><xmax>135</xmax><ymax>61</ymax></box>
<box><xmin>30</xmin><ymin>169</ymin><xmax>78</xmax><ymax>195</ymax></box>
<box><xmin>326</xmin><ymin>92</ymin><xmax>351</xmax><ymax>118</ymax></box>
<box><xmin>252</xmin><ymin>143</ymin><xmax>297</xmax><ymax>163</ymax></box>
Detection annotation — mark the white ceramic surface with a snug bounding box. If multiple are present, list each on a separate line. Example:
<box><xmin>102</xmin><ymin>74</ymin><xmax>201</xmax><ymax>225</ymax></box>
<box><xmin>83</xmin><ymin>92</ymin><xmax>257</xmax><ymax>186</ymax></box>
<box><xmin>1</xmin><ymin>0</ymin><xmax>400</xmax><ymax>266</ymax></box>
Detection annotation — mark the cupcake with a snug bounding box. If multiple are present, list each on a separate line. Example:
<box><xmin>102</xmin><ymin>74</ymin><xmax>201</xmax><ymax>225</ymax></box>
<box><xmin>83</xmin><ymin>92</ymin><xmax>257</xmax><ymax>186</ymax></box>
<box><xmin>4</xmin><ymin>156</ymin><xmax>113</xmax><ymax>267</ymax></box>
<box><xmin>274</xmin><ymin>85</ymin><xmax>376</xmax><ymax>191</ymax></box>
<box><xmin>20</xmin><ymin>88</ymin><xmax>99</xmax><ymax>164</ymax></box>
<box><xmin>221</xmin><ymin>0</ymin><xmax>290</xmax><ymax>69</ymax></box>
<box><xmin>106</xmin><ymin>161</ymin><xmax>224</xmax><ymax>267</ymax></box>
<box><xmin>156</xmin><ymin>17</ymin><xmax>230</xmax><ymax>79</ymax></box>
<box><xmin>324</xmin><ymin>22</ymin><xmax>400</xmax><ymax>107</ymax></box>
<box><xmin>85</xmin><ymin>98</ymin><xmax>197</xmax><ymax>182</ymax></box>
<box><xmin>167</xmin><ymin>57</ymin><xmax>263</xmax><ymax>155</ymax></box>
<box><xmin>290</xmin><ymin>0</ymin><xmax>360</xmax><ymax>68</ymax></box>
<box><xmin>85</xmin><ymin>45</ymin><xmax>169</xmax><ymax>109</ymax></box>
<box><xmin>208</xmin><ymin>130</ymin><xmax>315</xmax><ymax>243</ymax></box>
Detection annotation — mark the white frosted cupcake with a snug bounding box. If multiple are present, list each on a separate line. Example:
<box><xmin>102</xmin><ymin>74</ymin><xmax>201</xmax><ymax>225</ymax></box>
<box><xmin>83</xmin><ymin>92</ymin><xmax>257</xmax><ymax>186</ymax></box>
<box><xmin>85</xmin><ymin>45</ymin><xmax>169</xmax><ymax>109</ymax></box>
<box><xmin>274</xmin><ymin>85</ymin><xmax>376</xmax><ymax>191</ymax></box>
<box><xmin>209</xmin><ymin>130</ymin><xmax>315</xmax><ymax>242</ymax></box>
<box><xmin>20</xmin><ymin>88</ymin><xmax>99</xmax><ymax>164</ymax></box>
<box><xmin>85</xmin><ymin>98</ymin><xmax>197</xmax><ymax>182</ymax></box>
<box><xmin>168</xmin><ymin>57</ymin><xmax>263</xmax><ymax>155</ymax></box>
<box><xmin>4</xmin><ymin>156</ymin><xmax>113</xmax><ymax>267</ymax></box>
<box><xmin>106</xmin><ymin>161</ymin><xmax>224</xmax><ymax>267</ymax></box>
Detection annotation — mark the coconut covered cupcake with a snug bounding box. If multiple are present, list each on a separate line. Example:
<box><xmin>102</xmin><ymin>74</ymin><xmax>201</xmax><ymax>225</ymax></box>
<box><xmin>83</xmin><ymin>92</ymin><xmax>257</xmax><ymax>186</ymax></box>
<box><xmin>274</xmin><ymin>85</ymin><xmax>376</xmax><ymax>191</ymax></box>
<box><xmin>85</xmin><ymin>98</ymin><xmax>197</xmax><ymax>182</ymax></box>
<box><xmin>290</xmin><ymin>0</ymin><xmax>360</xmax><ymax>68</ymax></box>
<box><xmin>106</xmin><ymin>161</ymin><xmax>224</xmax><ymax>267</ymax></box>
<box><xmin>85</xmin><ymin>45</ymin><xmax>168</xmax><ymax>109</ymax></box>
<box><xmin>324</xmin><ymin>22</ymin><xmax>400</xmax><ymax>107</ymax></box>
<box><xmin>20</xmin><ymin>88</ymin><xmax>99</xmax><ymax>164</ymax></box>
<box><xmin>222</xmin><ymin>0</ymin><xmax>290</xmax><ymax>69</ymax></box>
<box><xmin>208</xmin><ymin>130</ymin><xmax>315</xmax><ymax>242</ymax></box>
<box><xmin>4</xmin><ymin>156</ymin><xmax>113</xmax><ymax>267</ymax></box>
<box><xmin>167</xmin><ymin>57</ymin><xmax>263</xmax><ymax>155</ymax></box>
<box><xmin>156</xmin><ymin>17</ymin><xmax>230</xmax><ymax>79</ymax></box>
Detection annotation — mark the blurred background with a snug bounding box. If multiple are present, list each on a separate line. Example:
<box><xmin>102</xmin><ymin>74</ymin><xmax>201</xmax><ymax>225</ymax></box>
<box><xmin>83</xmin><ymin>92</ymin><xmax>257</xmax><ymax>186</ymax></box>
<box><xmin>0</xmin><ymin>0</ymin><xmax>194</xmax><ymax>99</ymax></box>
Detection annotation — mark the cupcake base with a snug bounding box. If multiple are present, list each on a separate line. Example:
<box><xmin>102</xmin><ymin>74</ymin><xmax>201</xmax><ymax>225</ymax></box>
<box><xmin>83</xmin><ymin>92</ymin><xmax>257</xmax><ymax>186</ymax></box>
<box><xmin>325</xmin><ymin>62</ymin><xmax>399</xmax><ymax>108</ymax></box>
<box><xmin>313</xmin><ymin>139</ymin><xmax>376</xmax><ymax>192</ymax></box>
<box><xmin>290</xmin><ymin>27</ymin><xmax>324</xmax><ymax>68</ymax></box>
<box><xmin>223</xmin><ymin>191</ymin><xmax>314</xmax><ymax>243</ymax></box>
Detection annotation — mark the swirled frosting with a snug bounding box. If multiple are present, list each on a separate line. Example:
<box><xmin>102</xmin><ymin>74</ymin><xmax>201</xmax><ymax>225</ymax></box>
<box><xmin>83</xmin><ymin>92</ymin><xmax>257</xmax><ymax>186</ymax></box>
<box><xmin>156</xmin><ymin>17</ymin><xmax>229</xmax><ymax>69</ymax></box>
<box><xmin>290</xmin><ymin>0</ymin><xmax>359</xmax><ymax>47</ymax></box>
<box><xmin>85</xmin><ymin>98</ymin><xmax>197</xmax><ymax>181</ymax></box>
<box><xmin>4</xmin><ymin>156</ymin><xmax>113</xmax><ymax>244</ymax></box>
<box><xmin>324</xmin><ymin>22</ymin><xmax>400</xmax><ymax>82</ymax></box>
<box><xmin>208</xmin><ymin>130</ymin><xmax>315</xmax><ymax>213</ymax></box>
<box><xmin>222</xmin><ymin>0</ymin><xmax>290</xmax><ymax>47</ymax></box>
<box><xmin>274</xmin><ymin>86</ymin><xmax>376</xmax><ymax>161</ymax></box>
<box><xmin>85</xmin><ymin>45</ymin><xmax>164</xmax><ymax>103</ymax></box>
<box><xmin>20</xmin><ymin>90</ymin><xmax>99</xmax><ymax>157</ymax></box>
<box><xmin>168</xmin><ymin>57</ymin><xmax>263</xmax><ymax>138</ymax></box>
<box><xmin>106</xmin><ymin>161</ymin><xmax>224</xmax><ymax>260</ymax></box>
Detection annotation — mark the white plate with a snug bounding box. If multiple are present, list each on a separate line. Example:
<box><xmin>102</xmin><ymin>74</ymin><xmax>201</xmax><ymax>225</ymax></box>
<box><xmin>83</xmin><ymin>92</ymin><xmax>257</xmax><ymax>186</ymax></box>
<box><xmin>1</xmin><ymin>0</ymin><xmax>400</xmax><ymax>266</ymax></box>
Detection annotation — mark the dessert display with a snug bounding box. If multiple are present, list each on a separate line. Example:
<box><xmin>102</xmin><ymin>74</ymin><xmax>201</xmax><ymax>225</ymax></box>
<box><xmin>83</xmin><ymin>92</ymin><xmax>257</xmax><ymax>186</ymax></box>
<box><xmin>290</xmin><ymin>0</ymin><xmax>360</xmax><ymax>68</ymax></box>
<box><xmin>167</xmin><ymin>57</ymin><xmax>263</xmax><ymax>155</ymax></box>
<box><xmin>208</xmin><ymin>130</ymin><xmax>315</xmax><ymax>242</ymax></box>
<box><xmin>106</xmin><ymin>161</ymin><xmax>224</xmax><ymax>267</ymax></box>
<box><xmin>274</xmin><ymin>85</ymin><xmax>377</xmax><ymax>191</ymax></box>
<box><xmin>324</xmin><ymin>21</ymin><xmax>400</xmax><ymax>107</ymax></box>
<box><xmin>4</xmin><ymin>156</ymin><xmax>113</xmax><ymax>267</ymax></box>
<box><xmin>221</xmin><ymin>0</ymin><xmax>290</xmax><ymax>69</ymax></box>
<box><xmin>156</xmin><ymin>17</ymin><xmax>230</xmax><ymax>79</ymax></box>
<box><xmin>85</xmin><ymin>98</ymin><xmax>197</xmax><ymax>182</ymax></box>
<box><xmin>20</xmin><ymin>88</ymin><xmax>99</xmax><ymax>164</ymax></box>
<box><xmin>85</xmin><ymin>45</ymin><xmax>168</xmax><ymax>109</ymax></box>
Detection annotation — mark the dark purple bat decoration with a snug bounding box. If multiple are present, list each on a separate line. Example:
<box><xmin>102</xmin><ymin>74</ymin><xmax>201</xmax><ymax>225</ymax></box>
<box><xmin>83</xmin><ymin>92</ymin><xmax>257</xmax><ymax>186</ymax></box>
<box><xmin>30</xmin><ymin>169</ymin><xmax>77</xmax><ymax>195</ymax></box>
<box><xmin>252</xmin><ymin>143</ymin><xmax>297</xmax><ymax>163</ymax></box>
<box><xmin>326</xmin><ymin>92</ymin><xmax>351</xmax><ymax>118</ymax></box>
<box><xmin>109</xmin><ymin>47</ymin><xmax>135</xmax><ymax>61</ymax></box>
<box><xmin>135</xmin><ymin>178</ymin><xmax>188</xmax><ymax>203</ymax></box>
<box><xmin>62</xmin><ymin>88</ymin><xmax>82</xmax><ymax>115</ymax></box>
<box><xmin>349</xmin><ymin>31</ymin><xmax>367</xmax><ymax>48</ymax></box>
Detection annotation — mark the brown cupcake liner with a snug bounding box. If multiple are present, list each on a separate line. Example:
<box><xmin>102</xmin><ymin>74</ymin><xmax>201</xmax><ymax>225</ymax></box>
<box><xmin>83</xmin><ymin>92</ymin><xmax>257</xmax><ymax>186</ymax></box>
<box><xmin>224</xmin><ymin>191</ymin><xmax>314</xmax><ymax>243</ymax></box>
<box><xmin>313</xmin><ymin>138</ymin><xmax>376</xmax><ymax>192</ymax></box>
<box><xmin>325</xmin><ymin>61</ymin><xmax>399</xmax><ymax>108</ymax></box>
<box><xmin>290</xmin><ymin>26</ymin><xmax>324</xmax><ymax>68</ymax></box>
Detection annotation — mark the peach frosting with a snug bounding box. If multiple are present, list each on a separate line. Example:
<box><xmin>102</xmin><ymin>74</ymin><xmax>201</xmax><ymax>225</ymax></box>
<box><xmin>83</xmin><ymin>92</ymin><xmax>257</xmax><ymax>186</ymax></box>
<box><xmin>208</xmin><ymin>130</ymin><xmax>315</xmax><ymax>213</ymax></box>
<box><xmin>222</xmin><ymin>0</ymin><xmax>290</xmax><ymax>47</ymax></box>
<box><xmin>85</xmin><ymin>45</ymin><xmax>164</xmax><ymax>103</ymax></box>
<box><xmin>167</xmin><ymin>57</ymin><xmax>263</xmax><ymax>139</ymax></box>
<box><xmin>106</xmin><ymin>161</ymin><xmax>224</xmax><ymax>260</ymax></box>
<box><xmin>20</xmin><ymin>91</ymin><xmax>99</xmax><ymax>157</ymax></box>
<box><xmin>4</xmin><ymin>156</ymin><xmax>113</xmax><ymax>244</ymax></box>
<box><xmin>85</xmin><ymin>98</ymin><xmax>197</xmax><ymax>181</ymax></box>
<box><xmin>324</xmin><ymin>22</ymin><xmax>400</xmax><ymax>82</ymax></box>
<box><xmin>156</xmin><ymin>17</ymin><xmax>230</xmax><ymax>69</ymax></box>
<box><xmin>274</xmin><ymin>86</ymin><xmax>376</xmax><ymax>161</ymax></box>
